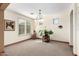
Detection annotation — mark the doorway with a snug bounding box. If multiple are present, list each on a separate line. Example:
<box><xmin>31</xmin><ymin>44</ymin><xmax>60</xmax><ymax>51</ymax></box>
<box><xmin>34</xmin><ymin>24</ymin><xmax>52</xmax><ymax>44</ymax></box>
<box><xmin>70</xmin><ymin>10</ymin><xmax>73</xmax><ymax>46</ymax></box>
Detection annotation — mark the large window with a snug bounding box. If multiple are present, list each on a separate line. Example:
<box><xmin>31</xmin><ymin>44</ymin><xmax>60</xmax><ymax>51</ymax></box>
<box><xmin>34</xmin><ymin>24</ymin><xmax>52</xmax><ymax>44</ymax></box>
<box><xmin>26</xmin><ymin>21</ymin><xmax>31</xmax><ymax>34</ymax></box>
<box><xmin>18</xmin><ymin>19</ymin><xmax>25</xmax><ymax>35</ymax></box>
<box><xmin>18</xmin><ymin>19</ymin><xmax>31</xmax><ymax>35</ymax></box>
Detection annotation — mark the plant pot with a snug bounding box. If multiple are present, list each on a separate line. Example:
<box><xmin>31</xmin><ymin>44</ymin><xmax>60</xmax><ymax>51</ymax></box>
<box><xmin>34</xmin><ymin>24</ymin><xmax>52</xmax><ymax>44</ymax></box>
<box><xmin>42</xmin><ymin>35</ymin><xmax>50</xmax><ymax>42</ymax></box>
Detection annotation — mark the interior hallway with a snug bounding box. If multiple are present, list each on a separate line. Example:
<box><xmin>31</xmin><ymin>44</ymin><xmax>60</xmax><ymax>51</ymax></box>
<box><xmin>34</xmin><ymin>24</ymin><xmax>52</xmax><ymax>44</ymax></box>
<box><xmin>0</xmin><ymin>39</ymin><xmax>73</xmax><ymax>56</ymax></box>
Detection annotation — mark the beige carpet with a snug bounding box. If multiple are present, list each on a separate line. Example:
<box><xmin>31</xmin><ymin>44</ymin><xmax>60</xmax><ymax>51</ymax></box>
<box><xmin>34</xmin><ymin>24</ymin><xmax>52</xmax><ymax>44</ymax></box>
<box><xmin>1</xmin><ymin>39</ymin><xmax>73</xmax><ymax>56</ymax></box>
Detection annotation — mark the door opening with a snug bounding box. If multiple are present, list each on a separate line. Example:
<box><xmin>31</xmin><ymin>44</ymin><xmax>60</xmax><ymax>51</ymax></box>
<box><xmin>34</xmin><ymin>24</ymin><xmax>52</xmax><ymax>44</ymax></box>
<box><xmin>70</xmin><ymin>10</ymin><xmax>73</xmax><ymax>46</ymax></box>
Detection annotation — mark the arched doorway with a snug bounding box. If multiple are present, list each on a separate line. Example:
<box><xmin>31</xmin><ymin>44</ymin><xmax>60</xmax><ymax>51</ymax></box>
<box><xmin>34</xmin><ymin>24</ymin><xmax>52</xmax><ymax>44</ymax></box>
<box><xmin>70</xmin><ymin>10</ymin><xmax>73</xmax><ymax>46</ymax></box>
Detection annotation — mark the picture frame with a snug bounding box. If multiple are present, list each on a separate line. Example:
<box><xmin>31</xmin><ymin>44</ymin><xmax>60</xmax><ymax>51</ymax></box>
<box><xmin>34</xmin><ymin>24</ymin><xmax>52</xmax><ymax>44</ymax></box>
<box><xmin>4</xmin><ymin>20</ymin><xmax>15</xmax><ymax>31</ymax></box>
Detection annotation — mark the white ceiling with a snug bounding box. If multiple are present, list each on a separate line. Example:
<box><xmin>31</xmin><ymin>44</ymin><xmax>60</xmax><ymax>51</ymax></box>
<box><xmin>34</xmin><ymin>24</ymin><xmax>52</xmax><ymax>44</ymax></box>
<box><xmin>6</xmin><ymin>3</ymin><xmax>72</xmax><ymax>19</ymax></box>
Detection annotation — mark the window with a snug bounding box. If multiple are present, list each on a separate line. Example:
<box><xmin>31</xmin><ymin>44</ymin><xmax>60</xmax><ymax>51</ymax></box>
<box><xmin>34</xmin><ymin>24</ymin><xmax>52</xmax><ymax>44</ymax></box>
<box><xmin>18</xmin><ymin>19</ymin><xmax>25</xmax><ymax>35</ymax></box>
<box><xmin>26</xmin><ymin>21</ymin><xmax>31</xmax><ymax>34</ymax></box>
<box><xmin>18</xmin><ymin>19</ymin><xmax>31</xmax><ymax>35</ymax></box>
<box><xmin>53</xmin><ymin>18</ymin><xmax>59</xmax><ymax>25</ymax></box>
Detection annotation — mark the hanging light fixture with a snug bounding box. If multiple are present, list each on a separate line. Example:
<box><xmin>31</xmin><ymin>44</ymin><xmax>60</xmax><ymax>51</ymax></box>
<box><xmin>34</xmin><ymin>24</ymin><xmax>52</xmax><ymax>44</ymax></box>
<box><xmin>36</xmin><ymin>9</ymin><xmax>43</xmax><ymax>20</ymax></box>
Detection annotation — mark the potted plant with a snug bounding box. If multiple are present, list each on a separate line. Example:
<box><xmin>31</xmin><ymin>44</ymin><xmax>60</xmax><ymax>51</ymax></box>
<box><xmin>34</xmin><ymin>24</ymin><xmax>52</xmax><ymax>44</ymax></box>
<box><xmin>39</xmin><ymin>29</ymin><xmax>53</xmax><ymax>42</ymax></box>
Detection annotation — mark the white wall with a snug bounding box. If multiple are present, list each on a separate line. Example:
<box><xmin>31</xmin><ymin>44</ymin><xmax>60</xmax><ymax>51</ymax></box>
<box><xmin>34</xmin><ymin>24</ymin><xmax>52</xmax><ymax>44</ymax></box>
<box><xmin>72</xmin><ymin>4</ymin><xmax>77</xmax><ymax>55</ymax></box>
<box><xmin>66</xmin><ymin>3</ymin><xmax>79</xmax><ymax>56</ymax></box>
<box><xmin>35</xmin><ymin>10</ymin><xmax>70</xmax><ymax>42</ymax></box>
<box><xmin>4</xmin><ymin>10</ymin><xmax>35</xmax><ymax>45</ymax></box>
<box><xmin>69</xmin><ymin>3</ymin><xmax>79</xmax><ymax>55</ymax></box>
<box><xmin>75</xmin><ymin>3</ymin><xmax>79</xmax><ymax>56</ymax></box>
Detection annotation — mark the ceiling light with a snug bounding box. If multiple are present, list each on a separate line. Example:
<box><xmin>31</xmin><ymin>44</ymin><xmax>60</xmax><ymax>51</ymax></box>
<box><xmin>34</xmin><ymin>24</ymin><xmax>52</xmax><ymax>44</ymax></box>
<box><xmin>36</xmin><ymin>9</ymin><xmax>43</xmax><ymax>20</ymax></box>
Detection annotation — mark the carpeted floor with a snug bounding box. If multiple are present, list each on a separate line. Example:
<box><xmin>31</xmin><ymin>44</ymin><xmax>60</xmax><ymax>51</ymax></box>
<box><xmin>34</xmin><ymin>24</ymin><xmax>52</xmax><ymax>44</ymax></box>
<box><xmin>0</xmin><ymin>39</ymin><xmax>74</xmax><ymax>56</ymax></box>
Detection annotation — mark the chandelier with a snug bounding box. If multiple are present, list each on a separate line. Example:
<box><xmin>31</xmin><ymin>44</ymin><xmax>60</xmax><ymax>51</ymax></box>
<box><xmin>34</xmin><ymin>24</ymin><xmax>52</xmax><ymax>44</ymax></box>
<box><xmin>36</xmin><ymin>9</ymin><xmax>43</xmax><ymax>20</ymax></box>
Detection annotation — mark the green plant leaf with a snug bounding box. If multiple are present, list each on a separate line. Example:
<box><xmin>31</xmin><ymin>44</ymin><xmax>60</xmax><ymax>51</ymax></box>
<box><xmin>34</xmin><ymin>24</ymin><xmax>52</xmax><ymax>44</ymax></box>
<box><xmin>39</xmin><ymin>29</ymin><xmax>53</xmax><ymax>36</ymax></box>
